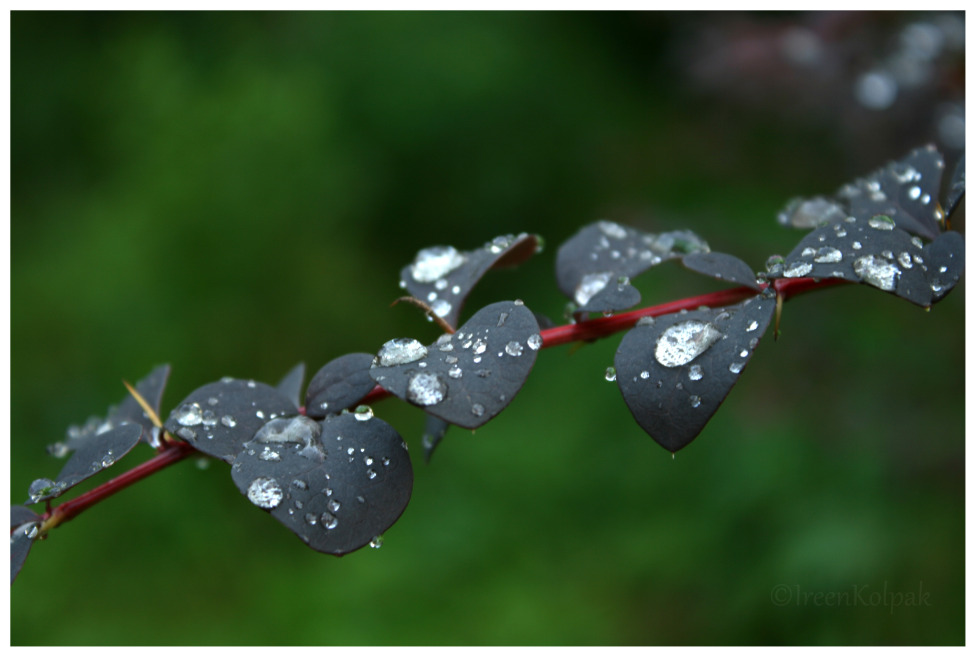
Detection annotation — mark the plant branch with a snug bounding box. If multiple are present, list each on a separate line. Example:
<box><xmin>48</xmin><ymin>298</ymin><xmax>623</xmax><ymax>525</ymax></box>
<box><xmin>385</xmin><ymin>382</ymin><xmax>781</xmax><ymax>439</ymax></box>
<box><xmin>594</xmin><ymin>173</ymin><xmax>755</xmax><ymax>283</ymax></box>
<box><xmin>39</xmin><ymin>439</ymin><xmax>197</xmax><ymax>533</ymax></box>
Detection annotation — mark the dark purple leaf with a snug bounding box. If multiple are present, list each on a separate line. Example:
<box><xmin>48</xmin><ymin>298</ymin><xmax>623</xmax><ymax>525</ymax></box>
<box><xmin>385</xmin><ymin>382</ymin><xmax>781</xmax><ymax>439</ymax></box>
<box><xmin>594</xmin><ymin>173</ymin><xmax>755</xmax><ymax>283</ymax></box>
<box><xmin>304</xmin><ymin>353</ymin><xmax>377</xmax><ymax>419</ymax></box>
<box><xmin>11</xmin><ymin>506</ymin><xmax>41</xmax><ymax>530</ymax></box>
<box><xmin>943</xmin><ymin>154</ymin><xmax>964</xmax><ymax>220</ymax></box>
<box><xmin>11</xmin><ymin>520</ymin><xmax>40</xmax><ymax>584</ymax></box>
<box><xmin>399</xmin><ymin>233</ymin><xmax>541</xmax><ymax>329</ymax></box>
<box><xmin>556</xmin><ymin>221</ymin><xmax>710</xmax><ymax>313</ymax></box>
<box><xmin>163</xmin><ymin>378</ymin><xmax>297</xmax><ymax>463</ymax></box>
<box><xmin>369</xmin><ymin>300</ymin><xmax>541</xmax><ymax>429</ymax></box>
<box><xmin>681</xmin><ymin>252</ymin><xmax>761</xmax><ymax>290</ymax></box>
<box><xmin>614</xmin><ymin>292</ymin><xmax>776</xmax><ymax>453</ymax></box>
<box><xmin>230</xmin><ymin>412</ymin><xmax>412</xmax><ymax>555</ymax></box>
<box><xmin>29</xmin><ymin>423</ymin><xmax>144</xmax><ymax>504</ymax></box>
<box><xmin>924</xmin><ymin>230</ymin><xmax>965</xmax><ymax>303</ymax></box>
<box><xmin>421</xmin><ymin>415</ymin><xmax>451</xmax><ymax>463</ymax></box>
<box><xmin>778</xmin><ymin>215</ymin><xmax>935</xmax><ymax>307</ymax></box>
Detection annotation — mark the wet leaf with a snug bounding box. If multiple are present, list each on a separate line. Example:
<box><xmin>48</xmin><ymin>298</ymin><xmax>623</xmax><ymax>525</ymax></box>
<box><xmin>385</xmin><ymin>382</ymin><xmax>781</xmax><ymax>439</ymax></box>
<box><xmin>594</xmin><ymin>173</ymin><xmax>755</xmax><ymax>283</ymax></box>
<box><xmin>163</xmin><ymin>378</ymin><xmax>297</xmax><ymax>463</ymax></box>
<box><xmin>398</xmin><ymin>233</ymin><xmax>541</xmax><ymax>328</ymax></box>
<box><xmin>230</xmin><ymin>413</ymin><xmax>412</xmax><ymax>555</ymax></box>
<box><xmin>11</xmin><ymin>520</ymin><xmax>40</xmax><ymax>584</ymax></box>
<box><xmin>304</xmin><ymin>353</ymin><xmax>377</xmax><ymax>419</ymax></box>
<box><xmin>923</xmin><ymin>230</ymin><xmax>965</xmax><ymax>303</ymax></box>
<box><xmin>30</xmin><ymin>423</ymin><xmax>144</xmax><ymax>504</ymax></box>
<box><xmin>556</xmin><ymin>221</ymin><xmax>710</xmax><ymax>313</ymax></box>
<box><xmin>780</xmin><ymin>145</ymin><xmax>948</xmax><ymax>239</ymax></box>
<box><xmin>778</xmin><ymin>214</ymin><xmax>950</xmax><ymax>306</ymax></box>
<box><xmin>10</xmin><ymin>505</ymin><xmax>40</xmax><ymax>529</ymax></box>
<box><xmin>275</xmin><ymin>363</ymin><xmax>305</xmax><ymax>409</ymax></box>
<box><xmin>369</xmin><ymin>300</ymin><xmax>541</xmax><ymax>429</ymax></box>
<box><xmin>53</xmin><ymin>365</ymin><xmax>170</xmax><ymax>455</ymax></box>
<box><xmin>681</xmin><ymin>252</ymin><xmax>762</xmax><ymax>290</ymax></box>
<box><xmin>614</xmin><ymin>292</ymin><xmax>776</xmax><ymax>453</ymax></box>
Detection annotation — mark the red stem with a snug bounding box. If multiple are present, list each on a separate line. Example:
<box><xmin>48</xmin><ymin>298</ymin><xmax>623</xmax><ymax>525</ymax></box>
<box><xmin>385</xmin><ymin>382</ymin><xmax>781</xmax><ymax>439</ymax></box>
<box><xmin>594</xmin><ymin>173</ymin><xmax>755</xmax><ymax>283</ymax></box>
<box><xmin>36</xmin><ymin>276</ymin><xmax>847</xmax><ymax>531</ymax></box>
<box><xmin>40</xmin><ymin>440</ymin><xmax>197</xmax><ymax>532</ymax></box>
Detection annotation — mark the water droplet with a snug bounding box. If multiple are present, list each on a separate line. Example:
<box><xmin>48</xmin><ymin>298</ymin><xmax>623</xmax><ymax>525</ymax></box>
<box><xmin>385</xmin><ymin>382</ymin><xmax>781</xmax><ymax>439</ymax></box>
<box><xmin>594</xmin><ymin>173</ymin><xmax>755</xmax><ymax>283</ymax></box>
<box><xmin>375</xmin><ymin>338</ymin><xmax>428</xmax><ymax>366</ymax></box>
<box><xmin>813</xmin><ymin>247</ymin><xmax>843</xmax><ymax>264</ymax></box>
<box><xmin>604</xmin><ymin>366</ymin><xmax>617</xmax><ymax>382</ymax></box>
<box><xmin>175</xmin><ymin>402</ymin><xmax>203</xmax><ymax>426</ymax></box>
<box><xmin>505</xmin><ymin>341</ymin><xmax>524</xmax><ymax>357</ymax></box>
<box><xmin>448</xmin><ymin>364</ymin><xmax>462</xmax><ymax>379</ymax></box>
<box><xmin>746</xmin><ymin>320</ymin><xmax>759</xmax><ymax>332</ymax></box>
<box><xmin>853</xmin><ymin>255</ymin><xmax>900</xmax><ymax>291</ymax></box>
<box><xmin>369</xmin><ymin>535</ymin><xmax>384</xmax><ymax>549</ymax></box>
<box><xmin>354</xmin><ymin>405</ymin><xmax>374</xmax><ymax>421</ymax></box>
<box><xmin>689</xmin><ymin>395</ymin><xmax>702</xmax><ymax>408</ymax></box>
<box><xmin>326</xmin><ymin>499</ymin><xmax>341</xmax><ymax>514</ymax></box>
<box><xmin>254</xmin><ymin>415</ymin><xmax>322</xmax><ymax>444</ymax></box>
<box><xmin>176</xmin><ymin>427</ymin><xmax>196</xmax><ymax>440</ymax></box>
<box><xmin>472</xmin><ymin>338</ymin><xmax>487</xmax><ymax>355</ymax></box>
<box><xmin>765</xmin><ymin>255</ymin><xmax>785</xmax><ymax>275</ymax></box>
<box><xmin>897</xmin><ymin>252</ymin><xmax>913</xmax><ymax>269</ymax></box>
<box><xmin>598</xmin><ymin>220</ymin><xmax>629</xmax><ymax>240</ymax></box>
<box><xmin>688</xmin><ymin>364</ymin><xmax>703</xmax><ymax>381</ymax></box>
<box><xmin>783</xmin><ymin>261</ymin><xmax>814</xmax><ymax>278</ymax></box>
<box><xmin>411</xmin><ymin>246</ymin><xmax>466</xmax><ymax>283</ymax></box>
<box><xmin>28</xmin><ymin>478</ymin><xmax>58</xmax><ymax>503</ymax></box>
<box><xmin>868</xmin><ymin>215</ymin><xmax>896</xmax><ymax>230</ymax></box>
<box><xmin>527</xmin><ymin>334</ymin><xmax>543</xmax><ymax>350</ymax></box>
<box><xmin>654</xmin><ymin>320</ymin><xmax>723</xmax><ymax>368</ymax></box>
<box><xmin>471</xmin><ymin>403</ymin><xmax>485</xmax><ymax>417</ymax></box>
<box><xmin>636</xmin><ymin>316</ymin><xmax>656</xmax><ymax>327</ymax></box>
<box><xmin>366</xmin><ymin>469</ymin><xmax>377</xmax><ymax>480</ymax></box>
<box><xmin>247</xmin><ymin>477</ymin><xmax>283</xmax><ymax>509</ymax></box>
<box><xmin>430</xmin><ymin>299</ymin><xmax>452</xmax><ymax>318</ymax></box>
<box><xmin>407</xmin><ymin>371</ymin><xmax>447</xmax><ymax>406</ymax></box>
<box><xmin>321</xmin><ymin>512</ymin><xmax>338</xmax><ymax>529</ymax></box>
<box><xmin>304</xmin><ymin>512</ymin><xmax>318</xmax><ymax>526</ymax></box>
<box><xmin>575</xmin><ymin>271</ymin><xmax>612</xmax><ymax>306</ymax></box>
<box><xmin>221</xmin><ymin>415</ymin><xmax>237</xmax><ymax>428</ymax></box>
<box><xmin>852</xmin><ymin>241</ymin><xmax>863</xmax><ymax>250</ymax></box>
<box><xmin>729</xmin><ymin>362</ymin><xmax>744</xmax><ymax>374</ymax></box>
<box><xmin>258</xmin><ymin>446</ymin><xmax>280</xmax><ymax>461</ymax></box>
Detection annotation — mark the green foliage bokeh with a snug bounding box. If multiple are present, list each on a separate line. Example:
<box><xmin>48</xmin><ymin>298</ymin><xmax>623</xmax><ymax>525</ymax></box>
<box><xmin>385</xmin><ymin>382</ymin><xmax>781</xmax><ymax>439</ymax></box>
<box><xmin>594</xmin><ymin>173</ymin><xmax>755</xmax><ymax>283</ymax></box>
<box><xmin>10</xmin><ymin>11</ymin><xmax>963</xmax><ymax>645</ymax></box>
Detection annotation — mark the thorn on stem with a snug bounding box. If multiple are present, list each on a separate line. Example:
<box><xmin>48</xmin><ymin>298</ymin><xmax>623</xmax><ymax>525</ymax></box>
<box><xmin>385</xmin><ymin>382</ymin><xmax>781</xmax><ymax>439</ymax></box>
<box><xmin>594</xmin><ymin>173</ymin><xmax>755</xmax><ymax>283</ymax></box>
<box><xmin>391</xmin><ymin>296</ymin><xmax>456</xmax><ymax>334</ymax></box>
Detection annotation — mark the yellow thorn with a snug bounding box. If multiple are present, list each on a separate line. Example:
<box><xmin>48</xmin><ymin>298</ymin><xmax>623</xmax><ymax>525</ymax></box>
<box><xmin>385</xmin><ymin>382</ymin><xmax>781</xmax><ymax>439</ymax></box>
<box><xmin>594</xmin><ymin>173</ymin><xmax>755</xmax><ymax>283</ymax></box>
<box><xmin>123</xmin><ymin>380</ymin><xmax>163</xmax><ymax>429</ymax></box>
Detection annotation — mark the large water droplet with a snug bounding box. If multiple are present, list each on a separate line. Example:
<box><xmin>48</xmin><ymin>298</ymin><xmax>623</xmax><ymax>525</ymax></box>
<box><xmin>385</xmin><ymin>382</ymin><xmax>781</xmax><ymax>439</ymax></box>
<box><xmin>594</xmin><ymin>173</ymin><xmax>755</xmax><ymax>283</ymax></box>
<box><xmin>471</xmin><ymin>403</ymin><xmax>485</xmax><ymax>417</ymax></box>
<box><xmin>407</xmin><ymin>371</ymin><xmax>447</xmax><ymax>406</ymax></box>
<box><xmin>253</xmin><ymin>415</ymin><xmax>322</xmax><ymax>444</ymax></box>
<box><xmin>354</xmin><ymin>405</ymin><xmax>374</xmax><ymax>421</ymax></box>
<box><xmin>321</xmin><ymin>512</ymin><xmax>339</xmax><ymax>529</ymax></box>
<box><xmin>28</xmin><ymin>478</ymin><xmax>59</xmax><ymax>503</ymax></box>
<box><xmin>174</xmin><ymin>402</ymin><xmax>203</xmax><ymax>426</ymax></box>
<box><xmin>604</xmin><ymin>366</ymin><xmax>617</xmax><ymax>382</ymax></box>
<box><xmin>654</xmin><ymin>320</ymin><xmax>723</xmax><ymax>368</ymax></box>
<box><xmin>527</xmin><ymin>333</ymin><xmax>543</xmax><ymax>350</ymax></box>
<box><xmin>868</xmin><ymin>215</ymin><xmax>896</xmax><ymax>231</ymax></box>
<box><xmin>597</xmin><ymin>220</ymin><xmax>629</xmax><ymax>240</ymax></box>
<box><xmin>783</xmin><ymin>261</ymin><xmax>814</xmax><ymax>278</ymax></box>
<box><xmin>369</xmin><ymin>535</ymin><xmax>384</xmax><ymax>549</ymax></box>
<box><xmin>411</xmin><ymin>246</ymin><xmax>466</xmax><ymax>283</ymax></box>
<box><xmin>375</xmin><ymin>338</ymin><xmax>428</xmax><ymax>367</ymax></box>
<box><xmin>814</xmin><ymin>247</ymin><xmax>843</xmax><ymax>264</ymax></box>
<box><xmin>505</xmin><ymin>341</ymin><xmax>524</xmax><ymax>357</ymax></box>
<box><xmin>853</xmin><ymin>255</ymin><xmax>900</xmax><ymax>291</ymax></box>
<box><xmin>247</xmin><ymin>477</ymin><xmax>283</xmax><ymax>509</ymax></box>
<box><xmin>575</xmin><ymin>271</ymin><xmax>612</xmax><ymax>306</ymax></box>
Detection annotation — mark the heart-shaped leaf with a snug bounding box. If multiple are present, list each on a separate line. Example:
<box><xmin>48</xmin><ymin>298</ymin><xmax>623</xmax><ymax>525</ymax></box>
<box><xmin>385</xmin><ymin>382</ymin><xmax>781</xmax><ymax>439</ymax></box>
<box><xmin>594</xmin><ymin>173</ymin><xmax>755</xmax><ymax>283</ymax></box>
<box><xmin>28</xmin><ymin>423</ymin><xmax>144</xmax><ymax>504</ymax></box>
<box><xmin>304</xmin><ymin>353</ymin><xmax>377</xmax><ymax>419</ymax></box>
<box><xmin>230</xmin><ymin>412</ymin><xmax>412</xmax><ymax>555</ymax></box>
<box><xmin>11</xmin><ymin>505</ymin><xmax>41</xmax><ymax>529</ymax></box>
<box><xmin>837</xmin><ymin>145</ymin><xmax>946</xmax><ymax>240</ymax></box>
<box><xmin>681</xmin><ymin>252</ymin><xmax>762</xmax><ymax>290</ymax></box>
<box><xmin>369</xmin><ymin>300</ymin><xmax>541</xmax><ymax>429</ymax></box>
<box><xmin>556</xmin><ymin>221</ymin><xmax>710</xmax><ymax>313</ymax></box>
<box><xmin>275</xmin><ymin>363</ymin><xmax>306</xmax><ymax>409</ymax></box>
<box><xmin>163</xmin><ymin>378</ymin><xmax>297</xmax><ymax>463</ymax></box>
<box><xmin>614</xmin><ymin>292</ymin><xmax>776</xmax><ymax>453</ymax></box>
<box><xmin>777</xmin><ymin>214</ymin><xmax>959</xmax><ymax>307</ymax></box>
<box><xmin>399</xmin><ymin>233</ymin><xmax>541</xmax><ymax>329</ymax></box>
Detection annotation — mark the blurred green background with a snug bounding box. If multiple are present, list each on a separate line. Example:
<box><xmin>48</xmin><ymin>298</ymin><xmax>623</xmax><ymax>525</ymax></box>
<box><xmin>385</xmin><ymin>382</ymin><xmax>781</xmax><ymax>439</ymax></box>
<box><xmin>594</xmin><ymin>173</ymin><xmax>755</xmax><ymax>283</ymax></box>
<box><xmin>10</xmin><ymin>11</ymin><xmax>964</xmax><ymax>645</ymax></box>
